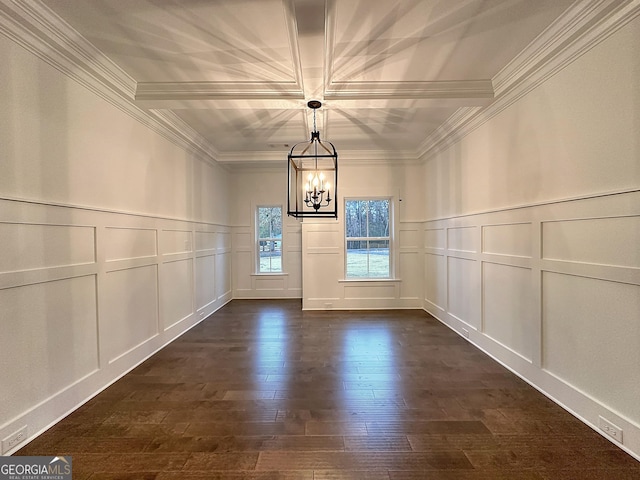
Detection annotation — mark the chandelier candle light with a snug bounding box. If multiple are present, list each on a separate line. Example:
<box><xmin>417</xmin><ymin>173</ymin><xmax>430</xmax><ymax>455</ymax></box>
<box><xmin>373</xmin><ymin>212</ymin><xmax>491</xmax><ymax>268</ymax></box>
<box><xmin>287</xmin><ymin>100</ymin><xmax>338</xmax><ymax>219</ymax></box>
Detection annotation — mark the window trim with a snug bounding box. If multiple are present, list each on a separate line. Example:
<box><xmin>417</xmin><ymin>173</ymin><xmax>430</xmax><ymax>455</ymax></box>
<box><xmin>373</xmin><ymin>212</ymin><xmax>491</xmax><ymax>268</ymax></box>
<box><xmin>344</xmin><ymin>197</ymin><xmax>394</xmax><ymax>280</ymax></box>
<box><xmin>256</xmin><ymin>205</ymin><xmax>283</xmax><ymax>274</ymax></box>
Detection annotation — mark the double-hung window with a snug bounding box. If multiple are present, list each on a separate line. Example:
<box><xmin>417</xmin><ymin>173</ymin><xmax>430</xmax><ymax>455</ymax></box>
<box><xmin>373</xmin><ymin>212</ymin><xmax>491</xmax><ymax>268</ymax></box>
<box><xmin>257</xmin><ymin>206</ymin><xmax>282</xmax><ymax>273</ymax></box>
<box><xmin>345</xmin><ymin>199</ymin><xmax>391</xmax><ymax>278</ymax></box>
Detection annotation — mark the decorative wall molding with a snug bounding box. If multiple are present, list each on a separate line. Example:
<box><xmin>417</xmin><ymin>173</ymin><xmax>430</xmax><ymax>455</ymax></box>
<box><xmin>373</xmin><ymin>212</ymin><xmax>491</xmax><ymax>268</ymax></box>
<box><xmin>417</xmin><ymin>0</ymin><xmax>640</xmax><ymax>161</ymax></box>
<box><xmin>0</xmin><ymin>197</ymin><xmax>233</xmax><ymax>454</ymax></box>
<box><xmin>423</xmin><ymin>189</ymin><xmax>640</xmax><ymax>460</ymax></box>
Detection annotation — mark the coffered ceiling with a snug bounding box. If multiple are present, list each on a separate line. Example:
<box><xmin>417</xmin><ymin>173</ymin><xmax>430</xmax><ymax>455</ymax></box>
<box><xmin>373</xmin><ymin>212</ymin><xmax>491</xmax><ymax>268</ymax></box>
<box><xmin>40</xmin><ymin>0</ymin><xmax>576</xmax><ymax>163</ymax></box>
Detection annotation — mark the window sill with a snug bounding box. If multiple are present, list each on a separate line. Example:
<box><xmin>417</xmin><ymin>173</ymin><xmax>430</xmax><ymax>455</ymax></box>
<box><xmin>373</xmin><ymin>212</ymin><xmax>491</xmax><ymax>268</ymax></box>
<box><xmin>251</xmin><ymin>272</ymin><xmax>289</xmax><ymax>277</ymax></box>
<box><xmin>338</xmin><ymin>278</ymin><xmax>401</xmax><ymax>283</ymax></box>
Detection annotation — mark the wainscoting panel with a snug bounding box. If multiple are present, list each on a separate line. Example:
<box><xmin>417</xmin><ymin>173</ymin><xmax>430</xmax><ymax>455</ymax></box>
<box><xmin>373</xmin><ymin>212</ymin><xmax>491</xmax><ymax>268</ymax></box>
<box><xmin>483</xmin><ymin>222</ymin><xmax>533</xmax><ymax>257</ymax></box>
<box><xmin>542</xmin><ymin>216</ymin><xmax>640</xmax><ymax>267</ymax></box>
<box><xmin>234</xmin><ymin>251</ymin><xmax>253</xmax><ymax>292</ymax></box>
<box><xmin>447</xmin><ymin>256</ymin><xmax>480</xmax><ymax>330</ymax></box>
<box><xmin>482</xmin><ymin>262</ymin><xmax>534</xmax><ymax>362</ymax></box>
<box><xmin>0</xmin><ymin>223</ymin><xmax>95</xmax><ymax>273</ymax></box>
<box><xmin>195</xmin><ymin>254</ymin><xmax>216</xmax><ymax>310</ymax></box>
<box><xmin>0</xmin><ymin>197</ymin><xmax>233</xmax><ymax>455</ymax></box>
<box><xmin>399</xmin><ymin>251</ymin><xmax>422</xmax><ymax>300</ymax></box>
<box><xmin>425</xmin><ymin>228</ymin><xmax>445</xmax><ymax>250</ymax></box>
<box><xmin>422</xmin><ymin>189</ymin><xmax>640</xmax><ymax>460</ymax></box>
<box><xmin>0</xmin><ymin>275</ymin><xmax>99</xmax><ymax>424</ymax></box>
<box><xmin>284</xmin><ymin>224</ymin><xmax>302</xmax><ymax>293</ymax></box>
<box><xmin>399</xmin><ymin>227</ymin><xmax>421</xmax><ymax>249</ymax></box>
<box><xmin>542</xmin><ymin>271</ymin><xmax>640</xmax><ymax>423</ymax></box>
<box><xmin>234</xmin><ymin>231</ymin><xmax>252</xmax><ymax>249</ymax></box>
<box><xmin>217</xmin><ymin>231</ymin><xmax>232</xmax><ymax>251</ymax></box>
<box><xmin>103</xmin><ymin>264</ymin><xmax>159</xmax><ymax>363</ymax></box>
<box><xmin>344</xmin><ymin>283</ymin><xmax>397</xmax><ymax>300</ymax></box>
<box><xmin>105</xmin><ymin>227</ymin><xmax>156</xmax><ymax>261</ymax></box>
<box><xmin>447</xmin><ymin>226</ymin><xmax>477</xmax><ymax>253</ymax></box>
<box><xmin>160</xmin><ymin>229</ymin><xmax>192</xmax><ymax>255</ymax></box>
<box><xmin>195</xmin><ymin>231</ymin><xmax>216</xmax><ymax>252</ymax></box>
<box><xmin>424</xmin><ymin>253</ymin><xmax>446</xmax><ymax>311</ymax></box>
<box><xmin>160</xmin><ymin>258</ymin><xmax>193</xmax><ymax>330</ymax></box>
<box><xmin>216</xmin><ymin>251</ymin><xmax>232</xmax><ymax>300</ymax></box>
<box><xmin>254</xmin><ymin>275</ymin><xmax>286</xmax><ymax>291</ymax></box>
<box><xmin>306</xmin><ymin>226</ymin><xmax>341</xmax><ymax>254</ymax></box>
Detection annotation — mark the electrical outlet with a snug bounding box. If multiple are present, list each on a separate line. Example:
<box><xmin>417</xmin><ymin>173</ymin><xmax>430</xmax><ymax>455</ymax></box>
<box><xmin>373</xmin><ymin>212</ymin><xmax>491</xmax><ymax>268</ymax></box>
<box><xmin>461</xmin><ymin>328</ymin><xmax>470</xmax><ymax>339</ymax></box>
<box><xmin>2</xmin><ymin>425</ymin><xmax>28</xmax><ymax>453</ymax></box>
<box><xmin>599</xmin><ymin>416</ymin><xmax>623</xmax><ymax>443</ymax></box>
<box><xmin>324</xmin><ymin>303</ymin><xmax>332</xmax><ymax>309</ymax></box>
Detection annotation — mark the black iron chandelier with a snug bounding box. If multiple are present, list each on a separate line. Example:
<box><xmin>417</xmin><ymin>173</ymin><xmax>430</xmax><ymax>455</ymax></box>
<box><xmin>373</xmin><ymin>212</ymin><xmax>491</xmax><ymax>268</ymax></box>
<box><xmin>287</xmin><ymin>100</ymin><xmax>338</xmax><ymax>219</ymax></box>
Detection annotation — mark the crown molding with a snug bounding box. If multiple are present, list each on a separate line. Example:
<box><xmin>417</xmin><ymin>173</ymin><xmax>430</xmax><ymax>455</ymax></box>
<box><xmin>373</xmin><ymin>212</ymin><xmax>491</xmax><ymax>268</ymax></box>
<box><xmin>153</xmin><ymin>110</ymin><xmax>221</xmax><ymax>161</ymax></box>
<box><xmin>417</xmin><ymin>0</ymin><xmax>640</xmax><ymax>162</ymax></box>
<box><xmin>218</xmin><ymin>147</ymin><xmax>418</xmax><ymax>167</ymax></box>
<box><xmin>0</xmin><ymin>0</ymin><xmax>220</xmax><ymax>167</ymax></box>
<box><xmin>338</xmin><ymin>149</ymin><xmax>418</xmax><ymax>165</ymax></box>
<box><xmin>0</xmin><ymin>0</ymin><xmax>135</xmax><ymax>99</ymax></box>
<box><xmin>415</xmin><ymin>106</ymin><xmax>483</xmax><ymax>160</ymax></box>
<box><xmin>492</xmin><ymin>0</ymin><xmax>640</xmax><ymax>97</ymax></box>
<box><xmin>218</xmin><ymin>151</ymin><xmax>284</xmax><ymax>165</ymax></box>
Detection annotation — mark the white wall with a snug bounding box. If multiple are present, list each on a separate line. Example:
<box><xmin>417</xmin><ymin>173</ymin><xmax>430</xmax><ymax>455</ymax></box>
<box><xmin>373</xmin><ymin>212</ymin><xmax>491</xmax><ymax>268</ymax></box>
<box><xmin>422</xmin><ymin>17</ymin><xmax>640</xmax><ymax>459</ymax></box>
<box><xmin>0</xmin><ymin>34</ymin><xmax>232</xmax><ymax>454</ymax></box>
<box><xmin>230</xmin><ymin>168</ymin><xmax>302</xmax><ymax>298</ymax></box>
<box><xmin>302</xmin><ymin>161</ymin><xmax>425</xmax><ymax>310</ymax></box>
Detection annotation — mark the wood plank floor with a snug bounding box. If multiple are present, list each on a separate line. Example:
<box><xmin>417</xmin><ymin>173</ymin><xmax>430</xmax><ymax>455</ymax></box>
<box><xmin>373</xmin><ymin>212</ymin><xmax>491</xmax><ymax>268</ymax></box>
<box><xmin>18</xmin><ymin>299</ymin><xmax>639</xmax><ymax>479</ymax></box>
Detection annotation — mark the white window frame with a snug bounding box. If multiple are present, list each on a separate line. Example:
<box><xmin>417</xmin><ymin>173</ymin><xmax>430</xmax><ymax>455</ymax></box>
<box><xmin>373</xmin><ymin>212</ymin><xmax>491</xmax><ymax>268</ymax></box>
<box><xmin>344</xmin><ymin>197</ymin><xmax>393</xmax><ymax>279</ymax></box>
<box><xmin>256</xmin><ymin>205</ymin><xmax>283</xmax><ymax>274</ymax></box>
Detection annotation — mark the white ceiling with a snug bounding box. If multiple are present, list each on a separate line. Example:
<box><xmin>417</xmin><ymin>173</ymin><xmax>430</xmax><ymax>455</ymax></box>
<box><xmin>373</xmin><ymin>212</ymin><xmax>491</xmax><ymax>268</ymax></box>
<box><xmin>41</xmin><ymin>0</ymin><xmax>576</xmax><ymax>163</ymax></box>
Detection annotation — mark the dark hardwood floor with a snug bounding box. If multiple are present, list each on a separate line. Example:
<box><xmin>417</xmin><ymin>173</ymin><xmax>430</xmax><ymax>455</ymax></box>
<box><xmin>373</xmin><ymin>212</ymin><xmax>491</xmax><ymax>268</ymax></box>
<box><xmin>18</xmin><ymin>299</ymin><xmax>639</xmax><ymax>479</ymax></box>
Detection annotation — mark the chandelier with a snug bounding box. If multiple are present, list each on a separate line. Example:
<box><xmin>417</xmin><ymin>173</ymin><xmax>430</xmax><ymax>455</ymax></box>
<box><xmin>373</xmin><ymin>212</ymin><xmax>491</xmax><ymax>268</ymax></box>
<box><xmin>287</xmin><ymin>100</ymin><xmax>338</xmax><ymax>219</ymax></box>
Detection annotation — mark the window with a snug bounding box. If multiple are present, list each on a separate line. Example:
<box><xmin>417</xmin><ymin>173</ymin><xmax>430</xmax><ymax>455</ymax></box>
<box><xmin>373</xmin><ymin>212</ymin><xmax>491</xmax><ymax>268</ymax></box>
<box><xmin>345</xmin><ymin>199</ymin><xmax>391</xmax><ymax>278</ymax></box>
<box><xmin>257</xmin><ymin>206</ymin><xmax>282</xmax><ymax>273</ymax></box>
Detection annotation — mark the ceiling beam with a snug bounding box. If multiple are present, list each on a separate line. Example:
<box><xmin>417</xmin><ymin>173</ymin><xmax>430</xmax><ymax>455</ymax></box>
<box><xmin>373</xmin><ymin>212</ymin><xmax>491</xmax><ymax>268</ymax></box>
<box><xmin>135</xmin><ymin>81</ymin><xmax>304</xmax><ymax>101</ymax></box>
<box><xmin>324</xmin><ymin>79</ymin><xmax>495</xmax><ymax>100</ymax></box>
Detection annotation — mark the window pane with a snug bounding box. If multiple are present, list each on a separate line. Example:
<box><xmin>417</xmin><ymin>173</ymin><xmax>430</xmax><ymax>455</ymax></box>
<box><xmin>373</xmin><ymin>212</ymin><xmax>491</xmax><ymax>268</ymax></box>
<box><xmin>259</xmin><ymin>240</ymin><xmax>282</xmax><ymax>273</ymax></box>
<box><xmin>368</xmin><ymin>200</ymin><xmax>389</xmax><ymax>237</ymax></box>
<box><xmin>258</xmin><ymin>207</ymin><xmax>282</xmax><ymax>273</ymax></box>
<box><xmin>270</xmin><ymin>208</ymin><xmax>282</xmax><ymax>237</ymax></box>
<box><xmin>346</xmin><ymin>200</ymin><xmax>367</xmax><ymax>238</ymax></box>
<box><xmin>345</xmin><ymin>199</ymin><xmax>391</xmax><ymax>279</ymax></box>
<box><xmin>346</xmin><ymin>240</ymin><xmax>369</xmax><ymax>277</ymax></box>
<box><xmin>368</xmin><ymin>239</ymin><xmax>389</xmax><ymax>277</ymax></box>
<box><xmin>258</xmin><ymin>207</ymin><xmax>282</xmax><ymax>239</ymax></box>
